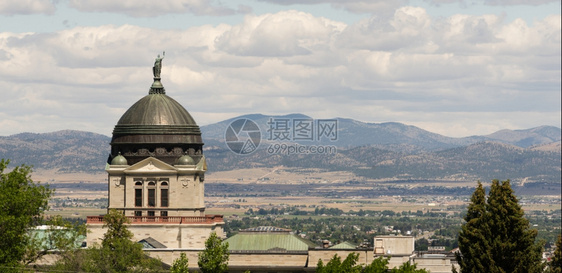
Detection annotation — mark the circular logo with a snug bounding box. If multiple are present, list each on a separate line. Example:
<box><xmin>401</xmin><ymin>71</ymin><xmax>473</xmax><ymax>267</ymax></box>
<box><xmin>225</xmin><ymin>118</ymin><xmax>261</xmax><ymax>155</ymax></box>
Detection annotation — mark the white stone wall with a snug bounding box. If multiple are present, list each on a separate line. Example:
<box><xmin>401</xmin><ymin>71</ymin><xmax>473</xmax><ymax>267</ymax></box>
<box><xmin>374</xmin><ymin>236</ymin><xmax>414</xmax><ymax>255</ymax></box>
<box><xmin>86</xmin><ymin>222</ymin><xmax>223</xmax><ymax>249</ymax></box>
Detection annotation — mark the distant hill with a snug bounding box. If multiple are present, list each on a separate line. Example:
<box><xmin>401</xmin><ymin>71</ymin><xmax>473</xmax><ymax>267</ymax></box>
<box><xmin>483</xmin><ymin>126</ymin><xmax>561</xmax><ymax>148</ymax></box>
<box><xmin>0</xmin><ymin>130</ymin><xmax>110</xmax><ymax>173</ymax></box>
<box><xmin>352</xmin><ymin>142</ymin><xmax>561</xmax><ymax>182</ymax></box>
<box><xmin>204</xmin><ymin>141</ymin><xmax>560</xmax><ymax>183</ymax></box>
<box><xmin>201</xmin><ymin>114</ymin><xmax>560</xmax><ymax>152</ymax></box>
<box><xmin>0</xmin><ymin>115</ymin><xmax>559</xmax><ymax>183</ymax></box>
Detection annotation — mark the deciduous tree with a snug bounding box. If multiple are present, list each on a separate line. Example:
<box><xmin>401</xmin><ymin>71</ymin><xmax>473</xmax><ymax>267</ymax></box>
<box><xmin>28</xmin><ymin>215</ymin><xmax>86</xmax><ymax>270</ymax></box>
<box><xmin>55</xmin><ymin>209</ymin><xmax>163</xmax><ymax>273</ymax></box>
<box><xmin>390</xmin><ymin>261</ymin><xmax>428</xmax><ymax>273</ymax></box>
<box><xmin>361</xmin><ymin>256</ymin><xmax>389</xmax><ymax>273</ymax></box>
<box><xmin>171</xmin><ymin>253</ymin><xmax>190</xmax><ymax>273</ymax></box>
<box><xmin>86</xmin><ymin>209</ymin><xmax>163</xmax><ymax>273</ymax></box>
<box><xmin>317</xmin><ymin>253</ymin><xmax>426</xmax><ymax>273</ymax></box>
<box><xmin>316</xmin><ymin>253</ymin><xmax>362</xmax><ymax>273</ymax></box>
<box><xmin>198</xmin><ymin>231</ymin><xmax>229</xmax><ymax>273</ymax></box>
<box><xmin>0</xmin><ymin>159</ymin><xmax>52</xmax><ymax>272</ymax></box>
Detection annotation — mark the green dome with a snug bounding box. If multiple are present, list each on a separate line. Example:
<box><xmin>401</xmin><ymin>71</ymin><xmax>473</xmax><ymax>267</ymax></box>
<box><xmin>176</xmin><ymin>154</ymin><xmax>195</xmax><ymax>165</ymax></box>
<box><xmin>111</xmin><ymin>153</ymin><xmax>128</xmax><ymax>165</ymax></box>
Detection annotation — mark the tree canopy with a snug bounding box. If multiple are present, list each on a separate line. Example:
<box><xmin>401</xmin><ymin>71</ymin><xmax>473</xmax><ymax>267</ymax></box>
<box><xmin>316</xmin><ymin>253</ymin><xmax>427</xmax><ymax>273</ymax></box>
<box><xmin>198</xmin><ymin>232</ymin><xmax>229</xmax><ymax>273</ymax></box>
<box><xmin>548</xmin><ymin>234</ymin><xmax>562</xmax><ymax>273</ymax></box>
<box><xmin>53</xmin><ymin>209</ymin><xmax>163</xmax><ymax>273</ymax></box>
<box><xmin>88</xmin><ymin>209</ymin><xmax>163</xmax><ymax>273</ymax></box>
<box><xmin>0</xmin><ymin>159</ymin><xmax>52</xmax><ymax>272</ymax></box>
<box><xmin>316</xmin><ymin>253</ymin><xmax>363</xmax><ymax>273</ymax></box>
<box><xmin>171</xmin><ymin>253</ymin><xmax>190</xmax><ymax>273</ymax></box>
<box><xmin>456</xmin><ymin>180</ymin><xmax>544</xmax><ymax>273</ymax></box>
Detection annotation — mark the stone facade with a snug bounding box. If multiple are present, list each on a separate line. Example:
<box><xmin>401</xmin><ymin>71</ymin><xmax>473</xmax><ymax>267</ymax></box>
<box><xmin>86</xmin><ymin>156</ymin><xmax>223</xmax><ymax>249</ymax></box>
<box><xmin>106</xmin><ymin>157</ymin><xmax>206</xmax><ymax>217</ymax></box>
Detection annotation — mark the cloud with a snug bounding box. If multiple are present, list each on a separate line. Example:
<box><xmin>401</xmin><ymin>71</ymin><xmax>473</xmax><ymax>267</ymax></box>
<box><xmin>215</xmin><ymin>10</ymin><xmax>346</xmax><ymax>57</ymax></box>
<box><xmin>67</xmin><ymin>0</ymin><xmax>247</xmax><ymax>17</ymax></box>
<box><xmin>0</xmin><ymin>8</ymin><xmax>559</xmax><ymax>137</ymax></box>
<box><xmin>260</xmin><ymin>0</ymin><xmax>558</xmax><ymax>14</ymax></box>
<box><xmin>258</xmin><ymin>0</ymin><xmax>406</xmax><ymax>15</ymax></box>
<box><xmin>0</xmin><ymin>0</ymin><xmax>56</xmax><ymax>15</ymax></box>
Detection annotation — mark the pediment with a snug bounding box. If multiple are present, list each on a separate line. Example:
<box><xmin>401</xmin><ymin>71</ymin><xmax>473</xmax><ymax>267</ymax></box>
<box><xmin>196</xmin><ymin>155</ymin><xmax>207</xmax><ymax>171</ymax></box>
<box><xmin>124</xmin><ymin>157</ymin><xmax>178</xmax><ymax>174</ymax></box>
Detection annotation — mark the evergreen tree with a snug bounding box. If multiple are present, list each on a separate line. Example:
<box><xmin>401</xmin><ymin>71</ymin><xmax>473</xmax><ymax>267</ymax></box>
<box><xmin>548</xmin><ymin>234</ymin><xmax>562</xmax><ymax>273</ymax></box>
<box><xmin>456</xmin><ymin>180</ymin><xmax>544</xmax><ymax>273</ymax></box>
<box><xmin>198</xmin><ymin>232</ymin><xmax>229</xmax><ymax>273</ymax></box>
<box><xmin>455</xmin><ymin>181</ymin><xmax>494</xmax><ymax>272</ymax></box>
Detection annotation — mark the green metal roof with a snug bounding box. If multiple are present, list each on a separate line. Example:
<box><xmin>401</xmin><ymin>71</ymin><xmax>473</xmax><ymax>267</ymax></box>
<box><xmin>225</xmin><ymin>233</ymin><xmax>317</xmax><ymax>252</ymax></box>
<box><xmin>29</xmin><ymin>225</ymin><xmax>86</xmax><ymax>250</ymax></box>
<box><xmin>330</xmin><ymin>241</ymin><xmax>357</xmax><ymax>249</ymax></box>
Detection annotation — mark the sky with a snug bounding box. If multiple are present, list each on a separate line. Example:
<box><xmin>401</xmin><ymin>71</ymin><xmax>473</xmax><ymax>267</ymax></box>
<box><xmin>0</xmin><ymin>0</ymin><xmax>560</xmax><ymax>138</ymax></box>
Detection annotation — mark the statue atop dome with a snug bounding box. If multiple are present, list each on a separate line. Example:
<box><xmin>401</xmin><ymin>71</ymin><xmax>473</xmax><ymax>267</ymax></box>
<box><xmin>153</xmin><ymin>51</ymin><xmax>165</xmax><ymax>78</ymax></box>
<box><xmin>150</xmin><ymin>52</ymin><xmax>166</xmax><ymax>94</ymax></box>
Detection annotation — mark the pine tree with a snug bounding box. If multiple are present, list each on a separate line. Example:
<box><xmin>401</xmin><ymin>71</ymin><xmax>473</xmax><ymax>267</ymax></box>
<box><xmin>456</xmin><ymin>182</ymin><xmax>494</xmax><ymax>272</ymax></box>
<box><xmin>548</xmin><ymin>234</ymin><xmax>562</xmax><ymax>273</ymax></box>
<box><xmin>456</xmin><ymin>180</ymin><xmax>544</xmax><ymax>273</ymax></box>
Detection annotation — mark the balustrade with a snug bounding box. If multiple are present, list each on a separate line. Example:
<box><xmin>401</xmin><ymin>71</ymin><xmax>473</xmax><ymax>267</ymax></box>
<box><xmin>87</xmin><ymin>214</ymin><xmax>223</xmax><ymax>224</ymax></box>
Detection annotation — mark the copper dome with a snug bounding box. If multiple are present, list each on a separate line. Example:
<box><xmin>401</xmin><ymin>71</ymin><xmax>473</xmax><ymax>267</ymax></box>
<box><xmin>108</xmin><ymin>61</ymin><xmax>203</xmax><ymax>166</ymax></box>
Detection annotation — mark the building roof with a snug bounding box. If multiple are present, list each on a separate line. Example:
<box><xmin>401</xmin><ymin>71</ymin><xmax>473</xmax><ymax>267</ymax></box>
<box><xmin>139</xmin><ymin>237</ymin><xmax>167</xmax><ymax>249</ymax></box>
<box><xmin>330</xmin><ymin>241</ymin><xmax>357</xmax><ymax>249</ymax></box>
<box><xmin>240</xmin><ymin>226</ymin><xmax>292</xmax><ymax>233</ymax></box>
<box><xmin>30</xmin><ymin>226</ymin><xmax>86</xmax><ymax>249</ymax></box>
<box><xmin>225</xmin><ymin>226</ymin><xmax>317</xmax><ymax>252</ymax></box>
<box><xmin>115</xmin><ymin>94</ymin><xmax>198</xmax><ymax>127</ymax></box>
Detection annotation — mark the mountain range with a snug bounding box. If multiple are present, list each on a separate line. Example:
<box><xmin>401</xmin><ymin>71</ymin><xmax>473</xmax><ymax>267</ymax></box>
<box><xmin>202</xmin><ymin>114</ymin><xmax>560</xmax><ymax>151</ymax></box>
<box><xmin>0</xmin><ymin>114</ymin><xmax>560</xmax><ymax>183</ymax></box>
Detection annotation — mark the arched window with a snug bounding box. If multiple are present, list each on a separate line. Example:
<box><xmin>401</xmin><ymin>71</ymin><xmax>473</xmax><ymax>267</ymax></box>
<box><xmin>160</xmin><ymin>181</ymin><xmax>169</xmax><ymax>207</ymax></box>
<box><xmin>134</xmin><ymin>181</ymin><xmax>143</xmax><ymax>207</ymax></box>
<box><xmin>147</xmin><ymin>181</ymin><xmax>156</xmax><ymax>207</ymax></box>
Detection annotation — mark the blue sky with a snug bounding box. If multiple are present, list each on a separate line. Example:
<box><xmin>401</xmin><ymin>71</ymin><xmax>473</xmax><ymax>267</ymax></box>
<box><xmin>0</xmin><ymin>0</ymin><xmax>560</xmax><ymax>137</ymax></box>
